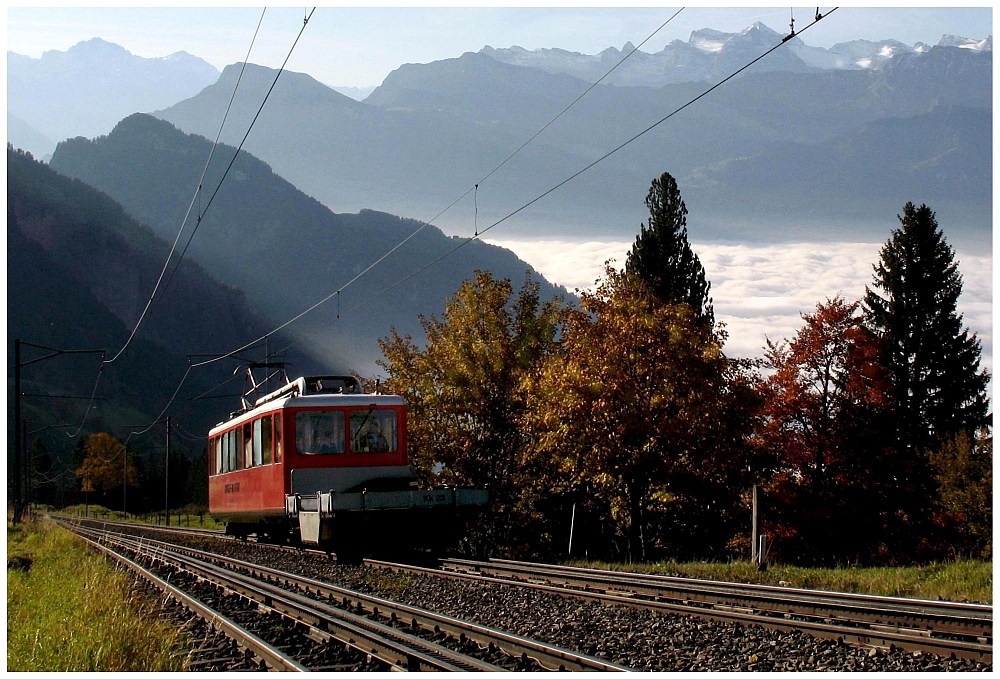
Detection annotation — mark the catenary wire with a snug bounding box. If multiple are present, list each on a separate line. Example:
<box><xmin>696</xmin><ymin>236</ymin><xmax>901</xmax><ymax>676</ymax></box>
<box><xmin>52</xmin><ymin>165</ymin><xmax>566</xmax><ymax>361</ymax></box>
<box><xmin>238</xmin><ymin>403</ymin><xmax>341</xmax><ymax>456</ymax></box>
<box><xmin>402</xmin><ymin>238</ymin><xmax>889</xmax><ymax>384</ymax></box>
<box><xmin>157</xmin><ymin>7</ymin><xmax>317</xmax><ymax>304</ymax></box>
<box><xmin>52</xmin><ymin>9</ymin><xmax>267</xmax><ymax>438</ymax></box>
<box><xmin>212</xmin><ymin>8</ymin><xmax>687</xmax><ymax>362</ymax></box>
<box><xmin>274</xmin><ymin>8</ymin><xmax>838</xmax><ymax>356</ymax></box>
<box><xmin>111</xmin><ymin>8</ymin><xmax>837</xmax><ymax>429</ymax></box>
<box><xmin>57</xmin><ymin>10</ymin><xmax>313</xmax><ymax>438</ymax></box>
<box><xmin>103</xmin><ymin>9</ymin><xmax>268</xmax><ymax>365</ymax></box>
<box><xmin>286</xmin><ymin>8</ymin><xmax>687</xmax><ymax>341</ymax></box>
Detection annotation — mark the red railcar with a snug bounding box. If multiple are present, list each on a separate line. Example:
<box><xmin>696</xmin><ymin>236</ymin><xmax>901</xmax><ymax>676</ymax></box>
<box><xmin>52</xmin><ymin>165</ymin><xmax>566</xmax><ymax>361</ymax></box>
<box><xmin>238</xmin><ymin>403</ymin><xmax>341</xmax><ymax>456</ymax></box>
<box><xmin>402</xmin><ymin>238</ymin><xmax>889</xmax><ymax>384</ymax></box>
<box><xmin>208</xmin><ymin>375</ymin><xmax>486</xmax><ymax>557</ymax></box>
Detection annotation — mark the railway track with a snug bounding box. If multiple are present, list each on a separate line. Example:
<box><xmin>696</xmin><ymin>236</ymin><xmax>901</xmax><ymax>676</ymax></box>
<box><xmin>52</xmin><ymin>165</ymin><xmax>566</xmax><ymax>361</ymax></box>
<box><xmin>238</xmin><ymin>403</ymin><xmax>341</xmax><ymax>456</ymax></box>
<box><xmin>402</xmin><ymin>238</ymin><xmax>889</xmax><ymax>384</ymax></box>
<box><xmin>54</xmin><ymin>518</ymin><xmax>629</xmax><ymax>671</ymax></box>
<box><xmin>364</xmin><ymin>557</ymin><xmax>992</xmax><ymax>664</ymax></box>
<box><xmin>50</xmin><ymin>516</ymin><xmax>991</xmax><ymax>670</ymax></box>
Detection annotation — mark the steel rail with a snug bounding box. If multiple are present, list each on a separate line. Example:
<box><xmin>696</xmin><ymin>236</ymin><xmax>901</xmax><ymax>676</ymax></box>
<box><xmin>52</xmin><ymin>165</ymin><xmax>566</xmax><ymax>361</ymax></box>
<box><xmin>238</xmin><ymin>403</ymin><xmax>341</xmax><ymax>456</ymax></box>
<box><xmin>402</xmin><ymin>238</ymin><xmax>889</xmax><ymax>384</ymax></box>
<box><xmin>74</xmin><ymin>525</ymin><xmax>498</xmax><ymax>672</ymax></box>
<box><xmin>65</xmin><ymin>521</ymin><xmax>629</xmax><ymax>671</ymax></box>
<box><xmin>367</xmin><ymin>558</ymin><xmax>991</xmax><ymax>664</ymax></box>
<box><xmin>69</xmin><ymin>527</ymin><xmax>309</xmax><ymax>671</ymax></box>
<box><xmin>447</xmin><ymin>557</ymin><xmax>992</xmax><ymax>637</ymax></box>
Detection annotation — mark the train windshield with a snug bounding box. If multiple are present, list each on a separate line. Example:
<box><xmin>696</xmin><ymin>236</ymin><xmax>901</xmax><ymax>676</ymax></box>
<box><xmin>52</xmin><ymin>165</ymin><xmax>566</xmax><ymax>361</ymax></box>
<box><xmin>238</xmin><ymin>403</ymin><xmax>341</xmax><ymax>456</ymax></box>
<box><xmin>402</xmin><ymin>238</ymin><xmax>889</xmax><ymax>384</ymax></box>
<box><xmin>295</xmin><ymin>411</ymin><xmax>346</xmax><ymax>454</ymax></box>
<box><xmin>294</xmin><ymin>408</ymin><xmax>399</xmax><ymax>455</ymax></box>
<box><xmin>350</xmin><ymin>409</ymin><xmax>397</xmax><ymax>453</ymax></box>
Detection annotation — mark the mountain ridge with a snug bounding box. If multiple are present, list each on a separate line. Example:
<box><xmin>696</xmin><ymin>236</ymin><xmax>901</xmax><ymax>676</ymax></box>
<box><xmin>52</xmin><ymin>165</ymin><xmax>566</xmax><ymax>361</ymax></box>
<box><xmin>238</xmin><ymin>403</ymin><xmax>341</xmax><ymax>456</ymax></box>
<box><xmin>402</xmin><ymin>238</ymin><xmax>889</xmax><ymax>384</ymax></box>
<box><xmin>480</xmin><ymin>24</ymin><xmax>992</xmax><ymax>86</ymax></box>
<box><xmin>48</xmin><ymin>114</ymin><xmax>568</xmax><ymax>375</ymax></box>
<box><xmin>7</xmin><ymin>145</ymin><xmax>327</xmax><ymax>443</ymax></box>
<box><xmin>153</xmin><ymin>43</ymin><xmax>991</xmax><ymax>245</ymax></box>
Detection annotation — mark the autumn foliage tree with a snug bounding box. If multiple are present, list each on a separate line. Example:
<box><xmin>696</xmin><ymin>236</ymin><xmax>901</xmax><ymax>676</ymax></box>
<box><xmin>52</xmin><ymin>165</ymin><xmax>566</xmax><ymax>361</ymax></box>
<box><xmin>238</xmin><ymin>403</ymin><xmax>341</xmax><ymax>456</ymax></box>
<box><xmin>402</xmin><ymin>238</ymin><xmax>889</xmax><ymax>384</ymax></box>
<box><xmin>379</xmin><ymin>271</ymin><xmax>563</xmax><ymax>555</ymax></box>
<box><xmin>75</xmin><ymin>432</ymin><xmax>138</xmax><ymax>505</ymax></box>
<box><xmin>929</xmin><ymin>430</ymin><xmax>992</xmax><ymax>559</ymax></box>
<box><xmin>526</xmin><ymin>268</ymin><xmax>759</xmax><ymax>561</ymax></box>
<box><xmin>759</xmin><ymin>297</ymin><xmax>906</xmax><ymax>563</ymax></box>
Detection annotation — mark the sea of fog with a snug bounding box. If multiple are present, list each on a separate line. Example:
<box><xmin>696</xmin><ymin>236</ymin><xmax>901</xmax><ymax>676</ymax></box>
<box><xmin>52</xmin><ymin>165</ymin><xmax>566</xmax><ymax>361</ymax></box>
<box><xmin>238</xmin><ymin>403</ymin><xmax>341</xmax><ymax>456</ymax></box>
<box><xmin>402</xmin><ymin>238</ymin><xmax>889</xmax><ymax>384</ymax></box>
<box><xmin>484</xmin><ymin>238</ymin><xmax>993</xmax><ymax>378</ymax></box>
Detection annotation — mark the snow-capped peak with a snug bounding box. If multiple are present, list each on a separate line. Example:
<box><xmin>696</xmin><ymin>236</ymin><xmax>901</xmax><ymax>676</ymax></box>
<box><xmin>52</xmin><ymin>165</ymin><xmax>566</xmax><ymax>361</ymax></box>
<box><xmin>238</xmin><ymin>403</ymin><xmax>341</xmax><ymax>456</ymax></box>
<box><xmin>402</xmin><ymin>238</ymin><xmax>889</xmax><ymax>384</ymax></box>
<box><xmin>938</xmin><ymin>34</ymin><xmax>992</xmax><ymax>51</ymax></box>
<box><xmin>690</xmin><ymin>28</ymin><xmax>729</xmax><ymax>53</ymax></box>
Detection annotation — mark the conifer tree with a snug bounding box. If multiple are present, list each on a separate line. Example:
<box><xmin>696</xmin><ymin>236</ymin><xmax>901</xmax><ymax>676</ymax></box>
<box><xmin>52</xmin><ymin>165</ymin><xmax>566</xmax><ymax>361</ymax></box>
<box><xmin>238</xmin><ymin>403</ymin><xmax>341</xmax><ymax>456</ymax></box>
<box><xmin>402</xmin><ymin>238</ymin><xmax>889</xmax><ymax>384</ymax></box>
<box><xmin>863</xmin><ymin>202</ymin><xmax>990</xmax><ymax>454</ymax></box>
<box><xmin>626</xmin><ymin>172</ymin><xmax>714</xmax><ymax>326</ymax></box>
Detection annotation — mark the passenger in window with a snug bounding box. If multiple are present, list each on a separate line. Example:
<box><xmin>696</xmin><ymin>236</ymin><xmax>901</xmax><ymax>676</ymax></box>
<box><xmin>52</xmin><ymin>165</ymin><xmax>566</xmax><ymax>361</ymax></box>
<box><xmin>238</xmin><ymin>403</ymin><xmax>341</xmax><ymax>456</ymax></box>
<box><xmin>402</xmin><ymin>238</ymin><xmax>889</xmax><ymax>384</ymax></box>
<box><xmin>316</xmin><ymin>423</ymin><xmax>343</xmax><ymax>454</ymax></box>
<box><xmin>362</xmin><ymin>421</ymin><xmax>389</xmax><ymax>452</ymax></box>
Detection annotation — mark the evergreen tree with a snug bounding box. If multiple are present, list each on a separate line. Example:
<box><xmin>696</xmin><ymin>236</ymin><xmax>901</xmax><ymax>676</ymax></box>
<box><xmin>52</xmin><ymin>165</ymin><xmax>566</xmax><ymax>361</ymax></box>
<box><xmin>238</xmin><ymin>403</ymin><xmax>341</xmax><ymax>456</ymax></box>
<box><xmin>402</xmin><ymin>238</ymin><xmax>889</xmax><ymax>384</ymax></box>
<box><xmin>863</xmin><ymin>202</ymin><xmax>990</xmax><ymax>454</ymax></box>
<box><xmin>626</xmin><ymin>172</ymin><xmax>714</xmax><ymax>326</ymax></box>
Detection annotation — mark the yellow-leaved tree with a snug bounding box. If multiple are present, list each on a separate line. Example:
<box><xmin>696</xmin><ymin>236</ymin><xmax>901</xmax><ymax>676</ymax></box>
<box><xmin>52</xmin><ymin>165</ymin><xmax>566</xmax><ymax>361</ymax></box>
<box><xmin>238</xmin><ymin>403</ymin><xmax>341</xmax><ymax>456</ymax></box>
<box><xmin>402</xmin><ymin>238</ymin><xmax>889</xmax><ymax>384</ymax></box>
<box><xmin>525</xmin><ymin>267</ymin><xmax>761</xmax><ymax>562</ymax></box>
<box><xmin>379</xmin><ymin>271</ymin><xmax>563</xmax><ymax>555</ymax></box>
<box><xmin>76</xmin><ymin>432</ymin><xmax>138</xmax><ymax>500</ymax></box>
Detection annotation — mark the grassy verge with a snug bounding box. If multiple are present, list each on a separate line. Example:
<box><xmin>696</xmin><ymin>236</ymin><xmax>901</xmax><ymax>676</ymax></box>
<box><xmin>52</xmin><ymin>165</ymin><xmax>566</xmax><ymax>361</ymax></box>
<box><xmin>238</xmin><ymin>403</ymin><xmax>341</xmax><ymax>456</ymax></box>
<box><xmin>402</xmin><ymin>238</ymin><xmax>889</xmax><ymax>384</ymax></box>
<box><xmin>53</xmin><ymin>503</ymin><xmax>225</xmax><ymax>531</ymax></box>
<box><xmin>7</xmin><ymin>518</ymin><xmax>185</xmax><ymax>671</ymax></box>
<box><xmin>576</xmin><ymin>558</ymin><xmax>992</xmax><ymax>604</ymax></box>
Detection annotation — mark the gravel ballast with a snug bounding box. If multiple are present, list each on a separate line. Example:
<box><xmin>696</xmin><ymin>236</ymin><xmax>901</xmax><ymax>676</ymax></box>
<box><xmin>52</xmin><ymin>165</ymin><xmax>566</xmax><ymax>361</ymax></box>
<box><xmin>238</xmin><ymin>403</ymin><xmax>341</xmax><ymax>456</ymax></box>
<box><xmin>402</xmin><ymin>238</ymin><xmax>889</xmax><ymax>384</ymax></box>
<box><xmin>150</xmin><ymin>533</ymin><xmax>991</xmax><ymax>672</ymax></box>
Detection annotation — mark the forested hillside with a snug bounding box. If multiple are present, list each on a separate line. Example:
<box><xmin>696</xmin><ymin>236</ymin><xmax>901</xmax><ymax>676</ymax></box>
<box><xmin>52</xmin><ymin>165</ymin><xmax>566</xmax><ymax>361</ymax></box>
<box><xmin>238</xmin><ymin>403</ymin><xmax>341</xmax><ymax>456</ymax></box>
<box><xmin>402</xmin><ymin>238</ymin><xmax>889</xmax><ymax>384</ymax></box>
<box><xmin>8</xmin><ymin>146</ymin><xmax>324</xmax><ymax>500</ymax></box>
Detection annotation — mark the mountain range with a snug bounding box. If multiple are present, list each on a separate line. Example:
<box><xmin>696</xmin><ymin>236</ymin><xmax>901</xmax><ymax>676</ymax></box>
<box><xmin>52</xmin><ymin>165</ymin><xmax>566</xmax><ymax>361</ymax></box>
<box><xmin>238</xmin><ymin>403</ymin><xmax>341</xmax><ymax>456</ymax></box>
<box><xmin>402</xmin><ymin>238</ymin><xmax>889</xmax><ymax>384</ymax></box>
<box><xmin>6</xmin><ymin>21</ymin><xmax>993</xmax><ymax>465</ymax></box>
<box><xmin>149</xmin><ymin>38</ymin><xmax>991</xmax><ymax>245</ymax></box>
<box><xmin>482</xmin><ymin>24</ymin><xmax>992</xmax><ymax>86</ymax></box>
<box><xmin>7</xmin><ymin>145</ymin><xmax>324</xmax><ymax>447</ymax></box>
<box><xmin>8</xmin><ymin>28</ymin><xmax>991</xmax><ymax>246</ymax></box>
<box><xmin>8</xmin><ymin>38</ymin><xmax>219</xmax><ymax>156</ymax></box>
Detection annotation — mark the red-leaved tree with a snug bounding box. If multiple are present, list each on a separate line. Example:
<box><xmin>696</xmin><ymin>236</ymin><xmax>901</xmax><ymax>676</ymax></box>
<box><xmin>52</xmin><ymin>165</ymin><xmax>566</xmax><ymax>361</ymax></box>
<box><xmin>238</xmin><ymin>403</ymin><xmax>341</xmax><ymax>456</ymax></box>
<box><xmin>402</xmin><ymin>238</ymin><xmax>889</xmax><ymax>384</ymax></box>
<box><xmin>759</xmin><ymin>297</ymin><xmax>904</xmax><ymax>564</ymax></box>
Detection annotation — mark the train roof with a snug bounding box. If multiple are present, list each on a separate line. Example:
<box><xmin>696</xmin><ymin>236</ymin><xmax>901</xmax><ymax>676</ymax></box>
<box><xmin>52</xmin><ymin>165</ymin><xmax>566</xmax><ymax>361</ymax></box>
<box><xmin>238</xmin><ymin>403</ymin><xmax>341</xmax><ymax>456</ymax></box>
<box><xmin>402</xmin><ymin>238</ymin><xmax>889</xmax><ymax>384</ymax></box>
<box><xmin>210</xmin><ymin>376</ymin><xmax>405</xmax><ymax>433</ymax></box>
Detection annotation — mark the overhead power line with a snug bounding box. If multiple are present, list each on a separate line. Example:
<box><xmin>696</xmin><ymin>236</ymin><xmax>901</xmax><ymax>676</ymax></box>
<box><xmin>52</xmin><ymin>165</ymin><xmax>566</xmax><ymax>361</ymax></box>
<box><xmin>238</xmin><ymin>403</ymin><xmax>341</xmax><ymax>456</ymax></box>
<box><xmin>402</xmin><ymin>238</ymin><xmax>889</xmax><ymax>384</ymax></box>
<box><xmin>276</xmin><ymin>7</ymin><xmax>840</xmax><ymax>355</ymax></box>
<box><xmin>104</xmin><ymin>7</ymin><xmax>839</xmax><ymax>435</ymax></box>
<box><xmin>104</xmin><ymin>8</ymin><xmax>270</xmax><ymax>365</ymax></box>
<box><xmin>53</xmin><ymin>9</ymin><xmax>316</xmax><ymax>440</ymax></box>
<box><xmin>197</xmin><ymin>8</ymin><xmax>689</xmax><ymax>364</ymax></box>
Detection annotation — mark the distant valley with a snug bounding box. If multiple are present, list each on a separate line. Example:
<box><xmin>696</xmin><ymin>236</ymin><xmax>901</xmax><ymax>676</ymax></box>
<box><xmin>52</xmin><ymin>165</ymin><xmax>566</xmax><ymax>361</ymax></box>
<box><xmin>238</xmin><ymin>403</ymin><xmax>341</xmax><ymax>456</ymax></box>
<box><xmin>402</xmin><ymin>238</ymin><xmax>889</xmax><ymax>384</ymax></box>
<box><xmin>47</xmin><ymin>114</ymin><xmax>566</xmax><ymax>374</ymax></box>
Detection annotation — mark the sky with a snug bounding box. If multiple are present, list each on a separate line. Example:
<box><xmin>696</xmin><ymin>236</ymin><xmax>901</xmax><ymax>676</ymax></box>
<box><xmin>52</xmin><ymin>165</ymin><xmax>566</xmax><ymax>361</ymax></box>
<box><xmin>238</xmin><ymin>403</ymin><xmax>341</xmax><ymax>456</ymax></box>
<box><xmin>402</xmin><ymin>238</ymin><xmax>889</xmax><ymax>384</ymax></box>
<box><xmin>5</xmin><ymin>5</ymin><xmax>995</xmax><ymax>89</ymax></box>
<box><xmin>5</xmin><ymin>4</ymin><xmax>994</xmax><ymax>372</ymax></box>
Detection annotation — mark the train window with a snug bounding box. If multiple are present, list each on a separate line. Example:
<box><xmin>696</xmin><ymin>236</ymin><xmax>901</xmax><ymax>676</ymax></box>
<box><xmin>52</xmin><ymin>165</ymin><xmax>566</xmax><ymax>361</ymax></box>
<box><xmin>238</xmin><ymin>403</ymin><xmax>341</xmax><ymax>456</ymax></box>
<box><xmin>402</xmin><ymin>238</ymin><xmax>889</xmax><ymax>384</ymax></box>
<box><xmin>214</xmin><ymin>436</ymin><xmax>222</xmax><ymax>475</ymax></box>
<box><xmin>243</xmin><ymin>423</ymin><xmax>253</xmax><ymax>469</ymax></box>
<box><xmin>222</xmin><ymin>431</ymin><xmax>231</xmax><ymax>473</ymax></box>
<box><xmin>228</xmin><ymin>429</ymin><xmax>240</xmax><ymax>472</ymax></box>
<box><xmin>295</xmin><ymin>411</ymin><xmax>345</xmax><ymax>454</ymax></box>
<box><xmin>253</xmin><ymin>419</ymin><xmax>263</xmax><ymax>467</ymax></box>
<box><xmin>350</xmin><ymin>409</ymin><xmax>397</xmax><ymax>453</ymax></box>
<box><xmin>273</xmin><ymin>412</ymin><xmax>282</xmax><ymax>462</ymax></box>
<box><xmin>261</xmin><ymin>414</ymin><xmax>273</xmax><ymax>465</ymax></box>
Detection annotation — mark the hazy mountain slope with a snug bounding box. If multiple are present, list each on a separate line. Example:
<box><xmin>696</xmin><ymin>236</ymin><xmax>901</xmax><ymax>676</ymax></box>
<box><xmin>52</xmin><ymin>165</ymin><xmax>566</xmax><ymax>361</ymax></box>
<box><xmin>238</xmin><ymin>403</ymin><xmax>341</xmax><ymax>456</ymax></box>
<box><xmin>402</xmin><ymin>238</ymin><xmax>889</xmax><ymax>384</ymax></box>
<box><xmin>155</xmin><ymin>45</ymin><xmax>990</xmax><ymax>244</ymax></box>
<box><xmin>7</xmin><ymin>114</ymin><xmax>55</xmax><ymax>160</ymax></box>
<box><xmin>48</xmin><ymin>114</ymin><xmax>566</xmax><ymax>373</ymax></box>
<box><xmin>686</xmin><ymin>105</ymin><xmax>992</xmax><ymax>241</ymax></box>
<box><xmin>7</xmin><ymin>38</ymin><xmax>219</xmax><ymax>155</ymax></box>
<box><xmin>8</xmin><ymin>146</ymin><xmax>325</xmax><ymax>441</ymax></box>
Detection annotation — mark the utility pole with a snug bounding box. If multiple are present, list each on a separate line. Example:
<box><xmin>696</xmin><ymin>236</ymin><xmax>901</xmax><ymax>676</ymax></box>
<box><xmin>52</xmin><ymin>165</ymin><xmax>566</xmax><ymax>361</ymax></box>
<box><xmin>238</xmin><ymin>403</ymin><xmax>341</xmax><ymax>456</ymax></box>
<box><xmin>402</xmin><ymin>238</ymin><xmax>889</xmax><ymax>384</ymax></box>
<box><xmin>122</xmin><ymin>441</ymin><xmax>127</xmax><ymax>520</ymax></box>
<box><xmin>13</xmin><ymin>340</ymin><xmax>22</xmax><ymax>522</ymax></box>
<box><xmin>12</xmin><ymin>340</ymin><xmax>105</xmax><ymax>522</ymax></box>
<box><xmin>165</xmin><ymin>416</ymin><xmax>171</xmax><ymax>527</ymax></box>
<box><xmin>751</xmin><ymin>484</ymin><xmax>761</xmax><ymax>566</ymax></box>
<box><xmin>22</xmin><ymin>419</ymin><xmax>30</xmax><ymax>514</ymax></box>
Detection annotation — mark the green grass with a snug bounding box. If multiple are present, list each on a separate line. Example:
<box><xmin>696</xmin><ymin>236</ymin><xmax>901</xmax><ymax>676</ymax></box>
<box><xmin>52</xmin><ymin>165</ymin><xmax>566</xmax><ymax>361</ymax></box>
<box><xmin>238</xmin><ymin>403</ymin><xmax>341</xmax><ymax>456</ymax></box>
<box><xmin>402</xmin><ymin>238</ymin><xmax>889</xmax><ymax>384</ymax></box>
<box><xmin>7</xmin><ymin>519</ymin><xmax>185</xmax><ymax>671</ymax></box>
<box><xmin>55</xmin><ymin>503</ymin><xmax>226</xmax><ymax>531</ymax></box>
<box><xmin>574</xmin><ymin>558</ymin><xmax>993</xmax><ymax>604</ymax></box>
